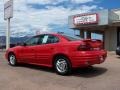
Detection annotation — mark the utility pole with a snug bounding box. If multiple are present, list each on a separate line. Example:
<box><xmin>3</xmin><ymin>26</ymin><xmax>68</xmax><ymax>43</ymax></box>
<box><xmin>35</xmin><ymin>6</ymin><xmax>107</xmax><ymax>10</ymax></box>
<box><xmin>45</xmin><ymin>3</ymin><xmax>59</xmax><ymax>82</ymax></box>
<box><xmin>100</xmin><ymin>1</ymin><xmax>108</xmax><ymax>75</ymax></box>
<box><xmin>4</xmin><ymin>0</ymin><xmax>13</xmax><ymax>50</ymax></box>
<box><xmin>6</xmin><ymin>18</ymin><xmax>10</xmax><ymax>49</ymax></box>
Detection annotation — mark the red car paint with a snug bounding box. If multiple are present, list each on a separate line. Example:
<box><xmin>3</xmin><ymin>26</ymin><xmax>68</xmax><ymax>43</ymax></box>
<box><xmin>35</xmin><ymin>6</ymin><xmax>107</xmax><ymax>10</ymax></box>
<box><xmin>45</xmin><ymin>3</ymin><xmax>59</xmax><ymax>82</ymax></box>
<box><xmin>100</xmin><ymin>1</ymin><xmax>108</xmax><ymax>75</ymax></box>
<box><xmin>5</xmin><ymin>33</ymin><xmax>107</xmax><ymax>68</ymax></box>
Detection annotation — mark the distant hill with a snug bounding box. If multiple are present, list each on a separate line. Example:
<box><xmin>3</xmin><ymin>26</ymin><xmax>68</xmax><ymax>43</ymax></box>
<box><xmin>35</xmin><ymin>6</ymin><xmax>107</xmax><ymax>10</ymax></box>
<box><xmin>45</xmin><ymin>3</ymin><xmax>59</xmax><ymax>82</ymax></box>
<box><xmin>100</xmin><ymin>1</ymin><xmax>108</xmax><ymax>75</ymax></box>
<box><xmin>0</xmin><ymin>36</ymin><xmax>31</xmax><ymax>45</ymax></box>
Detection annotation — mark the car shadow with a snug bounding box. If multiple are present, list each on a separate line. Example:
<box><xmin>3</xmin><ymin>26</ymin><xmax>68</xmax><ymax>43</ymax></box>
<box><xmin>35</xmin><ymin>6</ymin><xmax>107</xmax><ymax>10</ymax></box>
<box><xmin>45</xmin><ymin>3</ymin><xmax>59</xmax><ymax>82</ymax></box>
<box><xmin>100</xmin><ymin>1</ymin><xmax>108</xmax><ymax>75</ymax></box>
<box><xmin>17</xmin><ymin>64</ymin><xmax>107</xmax><ymax>78</ymax></box>
<box><xmin>17</xmin><ymin>63</ymin><xmax>55</xmax><ymax>73</ymax></box>
<box><xmin>116</xmin><ymin>56</ymin><xmax>120</xmax><ymax>59</ymax></box>
<box><xmin>71</xmin><ymin>66</ymin><xmax>108</xmax><ymax>78</ymax></box>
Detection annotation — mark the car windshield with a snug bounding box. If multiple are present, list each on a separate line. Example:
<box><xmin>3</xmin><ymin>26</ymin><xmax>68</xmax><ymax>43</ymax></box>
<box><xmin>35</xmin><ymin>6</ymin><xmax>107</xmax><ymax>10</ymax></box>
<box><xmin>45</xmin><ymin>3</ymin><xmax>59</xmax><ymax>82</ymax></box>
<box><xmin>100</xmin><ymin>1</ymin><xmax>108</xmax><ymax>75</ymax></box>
<box><xmin>62</xmin><ymin>35</ymin><xmax>82</xmax><ymax>41</ymax></box>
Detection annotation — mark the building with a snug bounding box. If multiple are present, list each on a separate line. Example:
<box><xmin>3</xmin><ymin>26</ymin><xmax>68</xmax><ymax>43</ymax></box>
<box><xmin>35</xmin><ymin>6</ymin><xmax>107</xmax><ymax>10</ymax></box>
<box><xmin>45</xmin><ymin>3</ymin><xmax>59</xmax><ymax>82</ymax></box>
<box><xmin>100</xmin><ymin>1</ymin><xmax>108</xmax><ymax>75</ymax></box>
<box><xmin>68</xmin><ymin>9</ymin><xmax>120</xmax><ymax>51</ymax></box>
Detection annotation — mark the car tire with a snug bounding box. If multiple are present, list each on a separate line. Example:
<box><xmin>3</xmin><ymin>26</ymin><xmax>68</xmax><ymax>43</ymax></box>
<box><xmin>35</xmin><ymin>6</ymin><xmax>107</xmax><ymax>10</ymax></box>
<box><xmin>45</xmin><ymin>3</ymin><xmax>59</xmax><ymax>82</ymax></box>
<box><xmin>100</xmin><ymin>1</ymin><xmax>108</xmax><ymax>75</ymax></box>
<box><xmin>54</xmin><ymin>56</ymin><xmax>72</xmax><ymax>75</ymax></box>
<box><xmin>8</xmin><ymin>53</ymin><xmax>17</xmax><ymax>66</ymax></box>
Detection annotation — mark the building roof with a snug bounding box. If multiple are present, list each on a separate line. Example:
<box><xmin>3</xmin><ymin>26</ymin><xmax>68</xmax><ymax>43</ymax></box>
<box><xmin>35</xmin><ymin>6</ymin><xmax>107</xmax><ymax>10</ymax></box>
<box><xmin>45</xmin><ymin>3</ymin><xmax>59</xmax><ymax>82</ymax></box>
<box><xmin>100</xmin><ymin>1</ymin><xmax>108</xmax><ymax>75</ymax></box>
<box><xmin>112</xmin><ymin>8</ymin><xmax>120</xmax><ymax>12</ymax></box>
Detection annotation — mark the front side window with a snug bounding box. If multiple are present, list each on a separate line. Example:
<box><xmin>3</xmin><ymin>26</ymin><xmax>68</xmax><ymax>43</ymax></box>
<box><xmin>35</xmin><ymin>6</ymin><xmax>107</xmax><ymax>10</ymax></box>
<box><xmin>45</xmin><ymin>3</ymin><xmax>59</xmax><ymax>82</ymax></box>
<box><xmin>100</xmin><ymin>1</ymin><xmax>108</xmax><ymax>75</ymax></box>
<box><xmin>25</xmin><ymin>36</ymin><xmax>39</xmax><ymax>46</ymax></box>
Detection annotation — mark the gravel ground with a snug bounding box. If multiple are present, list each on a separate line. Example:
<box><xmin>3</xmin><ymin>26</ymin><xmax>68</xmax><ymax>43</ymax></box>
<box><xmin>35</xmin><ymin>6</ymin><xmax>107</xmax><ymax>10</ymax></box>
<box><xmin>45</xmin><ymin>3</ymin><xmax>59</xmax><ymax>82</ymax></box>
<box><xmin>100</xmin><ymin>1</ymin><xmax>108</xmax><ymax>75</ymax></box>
<box><xmin>0</xmin><ymin>51</ymin><xmax>120</xmax><ymax>90</ymax></box>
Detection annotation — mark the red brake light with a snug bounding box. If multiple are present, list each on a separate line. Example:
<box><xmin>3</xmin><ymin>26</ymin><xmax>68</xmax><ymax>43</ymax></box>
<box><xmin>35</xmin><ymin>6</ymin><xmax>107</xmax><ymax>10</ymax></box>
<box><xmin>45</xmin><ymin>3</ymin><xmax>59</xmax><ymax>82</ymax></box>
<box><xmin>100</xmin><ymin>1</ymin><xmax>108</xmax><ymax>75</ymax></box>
<box><xmin>77</xmin><ymin>43</ymin><xmax>91</xmax><ymax>51</ymax></box>
<box><xmin>77</xmin><ymin>39</ymin><xmax>103</xmax><ymax>51</ymax></box>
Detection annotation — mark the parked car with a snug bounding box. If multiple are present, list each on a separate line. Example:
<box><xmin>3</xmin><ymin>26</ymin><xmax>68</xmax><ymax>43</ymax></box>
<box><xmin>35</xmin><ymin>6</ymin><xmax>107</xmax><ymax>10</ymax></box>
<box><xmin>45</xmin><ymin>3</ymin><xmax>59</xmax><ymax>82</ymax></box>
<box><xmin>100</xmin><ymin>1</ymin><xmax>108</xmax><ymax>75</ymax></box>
<box><xmin>5</xmin><ymin>33</ymin><xmax>107</xmax><ymax>75</ymax></box>
<box><xmin>116</xmin><ymin>46</ymin><xmax>120</xmax><ymax>55</ymax></box>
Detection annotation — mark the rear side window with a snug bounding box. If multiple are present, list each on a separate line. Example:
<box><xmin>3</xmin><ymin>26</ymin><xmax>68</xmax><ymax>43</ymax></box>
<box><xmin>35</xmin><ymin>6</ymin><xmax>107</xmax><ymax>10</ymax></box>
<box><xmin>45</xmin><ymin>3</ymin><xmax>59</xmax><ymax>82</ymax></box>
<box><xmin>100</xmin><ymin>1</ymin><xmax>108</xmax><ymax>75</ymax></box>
<box><xmin>62</xmin><ymin>35</ymin><xmax>82</xmax><ymax>41</ymax></box>
<box><xmin>46</xmin><ymin>35</ymin><xmax>59</xmax><ymax>44</ymax></box>
<box><xmin>37</xmin><ymin>34</ymin><xmax>59</xmax><ymax>44</ymax></box>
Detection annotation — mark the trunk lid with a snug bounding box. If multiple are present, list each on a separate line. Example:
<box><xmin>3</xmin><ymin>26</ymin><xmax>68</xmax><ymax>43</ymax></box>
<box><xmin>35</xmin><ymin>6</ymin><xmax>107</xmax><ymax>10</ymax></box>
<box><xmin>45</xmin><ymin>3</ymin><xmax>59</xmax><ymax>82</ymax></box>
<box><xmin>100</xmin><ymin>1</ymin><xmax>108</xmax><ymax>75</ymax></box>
<box><xmin>82</xmin><ymin>39</ymin><xmax>103</xmax><ymax>50</ymax></box>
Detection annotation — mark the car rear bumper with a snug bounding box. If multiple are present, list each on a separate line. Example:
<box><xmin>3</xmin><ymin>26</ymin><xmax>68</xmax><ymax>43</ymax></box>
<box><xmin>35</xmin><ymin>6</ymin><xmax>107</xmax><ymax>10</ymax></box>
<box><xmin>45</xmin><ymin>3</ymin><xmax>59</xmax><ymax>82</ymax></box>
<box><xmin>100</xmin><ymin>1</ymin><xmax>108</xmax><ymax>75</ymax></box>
<box><xmin>70</xmin><ymin>50</ymin><xmax>107</xmax><ymax>68</ymax></box>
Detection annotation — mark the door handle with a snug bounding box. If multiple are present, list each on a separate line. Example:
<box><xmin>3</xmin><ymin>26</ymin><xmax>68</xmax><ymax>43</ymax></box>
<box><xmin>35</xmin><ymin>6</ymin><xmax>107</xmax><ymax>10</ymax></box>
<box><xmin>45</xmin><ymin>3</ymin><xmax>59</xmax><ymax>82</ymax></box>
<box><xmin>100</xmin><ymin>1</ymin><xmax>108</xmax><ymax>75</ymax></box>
<box><xmin>31</xmin><ymin>49</ymin><xmax>35</xmax><ymax>51</ymax></box>
<box><xmin>51</xmin><ymin>47</ymin><xmax>54</xmax><ymax>50</ymax></box>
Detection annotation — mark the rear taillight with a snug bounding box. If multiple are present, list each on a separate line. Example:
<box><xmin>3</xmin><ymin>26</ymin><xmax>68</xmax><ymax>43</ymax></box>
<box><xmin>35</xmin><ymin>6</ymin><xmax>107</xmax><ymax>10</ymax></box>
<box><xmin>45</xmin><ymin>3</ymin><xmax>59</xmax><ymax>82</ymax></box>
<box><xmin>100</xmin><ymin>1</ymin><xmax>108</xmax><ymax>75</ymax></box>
<box><xmin>77</xmin><ymin>44</ymin><xmax>91</xmax><ymax>51</ymax></box>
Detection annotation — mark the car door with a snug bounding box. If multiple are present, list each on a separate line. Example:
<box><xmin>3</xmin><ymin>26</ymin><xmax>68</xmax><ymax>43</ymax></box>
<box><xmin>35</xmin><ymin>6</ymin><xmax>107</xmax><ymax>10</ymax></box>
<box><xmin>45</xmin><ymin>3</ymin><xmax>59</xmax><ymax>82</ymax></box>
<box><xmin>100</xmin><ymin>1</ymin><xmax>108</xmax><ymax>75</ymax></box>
<box><xmin>19</xmin><ymin>36</ymin><xmax>39</xmax><ymax>63</ymax></box>
<box><xmin>36</xmin><ymin>34</ymin><xmax>59</xmax><ymax>66</ymax></box>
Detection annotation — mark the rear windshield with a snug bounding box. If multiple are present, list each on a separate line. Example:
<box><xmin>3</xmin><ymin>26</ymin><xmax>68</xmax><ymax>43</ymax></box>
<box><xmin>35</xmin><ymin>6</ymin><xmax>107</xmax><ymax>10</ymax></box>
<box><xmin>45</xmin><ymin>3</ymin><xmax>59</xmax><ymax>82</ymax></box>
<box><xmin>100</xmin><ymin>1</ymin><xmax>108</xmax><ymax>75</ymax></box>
<box><xmin>62</xmin><ymin>35</ymin><xmax>82</xmax><ymax>41</ymax></box>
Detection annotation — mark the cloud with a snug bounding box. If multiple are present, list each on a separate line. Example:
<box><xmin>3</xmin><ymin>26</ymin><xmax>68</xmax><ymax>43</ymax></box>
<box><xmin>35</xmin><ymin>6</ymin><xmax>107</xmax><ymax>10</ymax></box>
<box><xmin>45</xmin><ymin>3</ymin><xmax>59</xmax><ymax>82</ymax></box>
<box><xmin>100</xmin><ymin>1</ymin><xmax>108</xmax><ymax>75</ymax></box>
<box><xmin>0</xmin><ymin>0</ymin><xmax>6</xmax><ymax>35</ymax></box>
<box><xmin>0</xmin><ymin>0</ymin><xmax>100</xmax><ymax>37</ymax></box>
<box><xmin>26</xmin><ymin>0</ymin><xmax>66</xmax><ymax>5</ymax></box>
<box><xmin>26</xmin><ymin>0</ymin><xmax>94</xmax><ymax>5</ymax></box>
<box><xmin>71</xmin><ymin>0</ymin><xmax>94</xmax><ymax>4</ymax></box>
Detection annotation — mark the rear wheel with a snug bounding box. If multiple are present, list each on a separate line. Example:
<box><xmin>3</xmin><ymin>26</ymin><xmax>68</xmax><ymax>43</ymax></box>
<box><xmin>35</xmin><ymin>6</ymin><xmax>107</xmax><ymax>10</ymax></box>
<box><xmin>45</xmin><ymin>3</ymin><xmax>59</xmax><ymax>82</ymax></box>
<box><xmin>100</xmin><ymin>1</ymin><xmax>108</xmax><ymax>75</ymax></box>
<box><xmin>8</xmin><ymin>54</ymin><xmax>17</xmax><ymax>66</ymax></box>
<box><xmin>54</xmin><ymin>56</ymin><xmax>72</xmax><ymax>75</ymax></box>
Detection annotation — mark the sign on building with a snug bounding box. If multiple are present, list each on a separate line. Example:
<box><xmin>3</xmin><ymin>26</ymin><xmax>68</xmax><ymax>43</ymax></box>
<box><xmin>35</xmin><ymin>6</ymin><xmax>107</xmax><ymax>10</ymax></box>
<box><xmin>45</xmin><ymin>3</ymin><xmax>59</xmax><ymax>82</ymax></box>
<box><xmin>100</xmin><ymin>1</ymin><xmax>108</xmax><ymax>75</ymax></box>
<box><xmin>4</xmin><ymin>0</ymin><xmax>13</xmax><ymax>20</ymax></box>
<box><xmin>73</xmin><ymin>14</ymin><xmax>98</xmax><ymax>25</ymax></box>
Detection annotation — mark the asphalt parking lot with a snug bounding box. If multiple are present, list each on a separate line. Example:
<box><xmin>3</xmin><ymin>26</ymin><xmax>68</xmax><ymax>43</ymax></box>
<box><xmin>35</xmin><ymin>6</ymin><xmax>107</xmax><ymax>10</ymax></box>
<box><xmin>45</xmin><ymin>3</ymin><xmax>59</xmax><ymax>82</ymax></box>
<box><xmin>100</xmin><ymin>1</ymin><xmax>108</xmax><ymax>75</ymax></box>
<box><xmin>0</xmin><ymin>51</ymin><xmax>120</xmax><ymax>90</ymax></box>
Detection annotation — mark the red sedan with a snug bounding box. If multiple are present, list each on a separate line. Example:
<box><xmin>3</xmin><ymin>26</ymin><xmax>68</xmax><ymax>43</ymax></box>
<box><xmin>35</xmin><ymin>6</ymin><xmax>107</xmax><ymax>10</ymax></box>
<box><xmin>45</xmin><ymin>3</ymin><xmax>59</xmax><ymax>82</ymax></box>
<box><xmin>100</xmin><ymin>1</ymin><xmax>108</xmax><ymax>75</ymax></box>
<box><xmin>5</xmin><ymin>33</ymin><xmax>107</xmax><ymax>75</ymax></box>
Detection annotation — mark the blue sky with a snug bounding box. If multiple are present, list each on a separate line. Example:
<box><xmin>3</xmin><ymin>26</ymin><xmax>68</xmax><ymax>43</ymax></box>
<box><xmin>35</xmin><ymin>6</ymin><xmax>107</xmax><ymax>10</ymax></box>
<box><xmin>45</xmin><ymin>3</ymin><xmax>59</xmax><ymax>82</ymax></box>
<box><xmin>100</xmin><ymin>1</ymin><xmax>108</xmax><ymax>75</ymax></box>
<box><xmin>0</xmin><ymin>0</ymin><xmax>120</xmax><ymax>38</ymax></box>
<box><xmin>98</xmin><ymin>0</ymin><xmax>120</xmax><ymax>9</ymax></box>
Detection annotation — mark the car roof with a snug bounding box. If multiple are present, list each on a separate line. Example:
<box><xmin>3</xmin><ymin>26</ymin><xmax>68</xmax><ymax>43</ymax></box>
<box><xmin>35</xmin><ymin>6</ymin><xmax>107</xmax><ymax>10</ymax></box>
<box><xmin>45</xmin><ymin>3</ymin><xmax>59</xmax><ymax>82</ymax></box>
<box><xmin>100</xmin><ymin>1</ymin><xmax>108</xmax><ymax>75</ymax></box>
<box><xmin>35</xmin><ymin>33</ymin><xmax>61</xmax><ymax>37</ymax></box>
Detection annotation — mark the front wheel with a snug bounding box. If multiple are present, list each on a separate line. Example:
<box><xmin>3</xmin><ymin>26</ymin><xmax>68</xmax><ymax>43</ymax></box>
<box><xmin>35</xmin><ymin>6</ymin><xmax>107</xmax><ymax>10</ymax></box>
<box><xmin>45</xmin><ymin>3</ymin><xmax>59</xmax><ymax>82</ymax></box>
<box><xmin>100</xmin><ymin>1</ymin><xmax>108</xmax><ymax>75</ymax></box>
<box><xmin>54</xmin><ymin>56</ymin><xmax>72</xmax><ymax>75</ymax></box>
<box><xmin>8</xmin><ymin>54</ymin><xmax>17</xmax><ymax>66</ymax></box>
